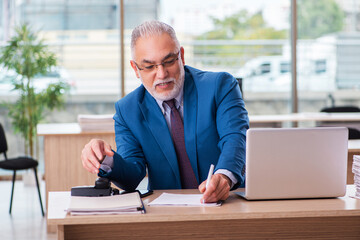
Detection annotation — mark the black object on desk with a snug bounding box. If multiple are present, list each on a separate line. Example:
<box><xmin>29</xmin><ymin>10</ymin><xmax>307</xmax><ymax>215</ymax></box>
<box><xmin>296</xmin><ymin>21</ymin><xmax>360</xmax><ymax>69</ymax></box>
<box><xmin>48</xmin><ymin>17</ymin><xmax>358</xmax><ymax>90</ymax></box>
<box><xmin>71</xmin><ymin>177</ymin><xmax>119</xmax><ymax>197</ymax></box>
<box><xmin>70</xmin><ymin>177</ymin><xmax>153</xmax><ymax>198</ymax></box>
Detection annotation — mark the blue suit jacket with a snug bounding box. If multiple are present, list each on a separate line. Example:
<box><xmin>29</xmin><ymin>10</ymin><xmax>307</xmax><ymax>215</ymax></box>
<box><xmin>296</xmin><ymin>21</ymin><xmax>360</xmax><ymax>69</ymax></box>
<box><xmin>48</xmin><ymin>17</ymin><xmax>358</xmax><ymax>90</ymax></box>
<box><xmin>105</xmin><ymin>66</ymin><xmax>249</xmax><ymax>191</ymax></box>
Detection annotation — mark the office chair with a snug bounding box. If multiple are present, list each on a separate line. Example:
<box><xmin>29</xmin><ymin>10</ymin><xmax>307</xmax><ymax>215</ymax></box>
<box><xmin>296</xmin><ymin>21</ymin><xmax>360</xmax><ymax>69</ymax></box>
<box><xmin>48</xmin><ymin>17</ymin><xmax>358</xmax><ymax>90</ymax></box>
<box><xmin>320</xmin><ymin>106</ymin><xmax>360</xmax><ymax>113</ymax></box>
<box><xmin>349</xmin><ymin>128</ymin><xmax>360</xmax><ymax>140</ymax></box>
<box><xmin>0</xmin><ymin>123</ymin><xmax>44</xmax><ymax>216</ymax></box>
<box><xmin>319</xmin><ymin>105</ymin><xmax>360</xmax><ymax>139</ymax></box>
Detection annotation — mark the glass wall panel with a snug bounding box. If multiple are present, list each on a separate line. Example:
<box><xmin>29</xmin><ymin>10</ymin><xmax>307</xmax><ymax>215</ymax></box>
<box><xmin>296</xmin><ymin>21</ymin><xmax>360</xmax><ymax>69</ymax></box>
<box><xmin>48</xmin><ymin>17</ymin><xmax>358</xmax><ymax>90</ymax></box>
<box><xmin>5</xmin><ymin>0</ymin><xmax>357</xmax><ymax>174</ymax></box>
<box><xmin>0</xmin><ymin>0</ymin><xmax>123</xmax><ymax>173</ymax></box>
<box><xmin>124</xmin><ymin>0</ymin><xmax>292</xmax><ymax>116</ymax></box>
<box><xmin>297</xmin><ymin>0</ymin><xmax>360</xmax><ymax>113</ymax></box>
<box><xmin>1</xmin><ymin>0</ymin><xmax>122</xmax><ymax>97</ymax></box>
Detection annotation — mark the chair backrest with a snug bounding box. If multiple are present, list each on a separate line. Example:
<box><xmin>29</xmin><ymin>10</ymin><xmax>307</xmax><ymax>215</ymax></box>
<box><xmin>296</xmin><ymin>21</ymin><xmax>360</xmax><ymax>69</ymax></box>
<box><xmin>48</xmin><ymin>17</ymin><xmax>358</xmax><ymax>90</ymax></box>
<box><xmin>235</xmin><ymin>77</ymin><xmax>243</xmax><ymax>97</ymax></box>
<box><xmin>318</xmin><ymin>105</ymin><xmax>360</xmax><ymax>140</ymax></box>
<box><xmin>320</xmin><ymin>106</ymin><xmax>360</xmax><ymax>113</ymax></box>
<box><xmin>0</xmin><ymin>123</ymin><xmax>9</xmax><ymax>154</ymax></box>
<box><xmin>349</xmin><ymin>128</ymin><xmax>360</xmax><ymax>140</ymax></box>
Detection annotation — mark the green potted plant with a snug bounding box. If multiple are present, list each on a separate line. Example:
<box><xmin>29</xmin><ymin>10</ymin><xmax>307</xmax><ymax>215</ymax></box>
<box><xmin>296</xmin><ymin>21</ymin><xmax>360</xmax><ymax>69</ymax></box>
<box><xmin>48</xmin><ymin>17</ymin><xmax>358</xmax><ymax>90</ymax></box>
<box><xmin>0</xmin><ymin>23</ymin><xmax>69</xmax><ymax>158</ymax></box>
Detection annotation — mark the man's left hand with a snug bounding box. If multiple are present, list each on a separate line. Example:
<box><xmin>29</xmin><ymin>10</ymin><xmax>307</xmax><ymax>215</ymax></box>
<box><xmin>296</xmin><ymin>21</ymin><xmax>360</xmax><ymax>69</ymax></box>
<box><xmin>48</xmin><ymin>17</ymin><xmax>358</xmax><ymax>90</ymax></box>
<box><xmin>199</xmin><ymin>173</ymin><xmax>231</xmax><ymax>203</ymax></box>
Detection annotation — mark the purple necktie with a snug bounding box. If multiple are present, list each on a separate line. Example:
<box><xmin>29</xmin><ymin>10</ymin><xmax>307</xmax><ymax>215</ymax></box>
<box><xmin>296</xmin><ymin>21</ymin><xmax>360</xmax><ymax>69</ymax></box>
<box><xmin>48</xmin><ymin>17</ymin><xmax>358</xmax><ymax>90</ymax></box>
<box><xmin>165</xmin><ymin>99</ymin><xmax>198</xmax><ymax>189</ymax></box>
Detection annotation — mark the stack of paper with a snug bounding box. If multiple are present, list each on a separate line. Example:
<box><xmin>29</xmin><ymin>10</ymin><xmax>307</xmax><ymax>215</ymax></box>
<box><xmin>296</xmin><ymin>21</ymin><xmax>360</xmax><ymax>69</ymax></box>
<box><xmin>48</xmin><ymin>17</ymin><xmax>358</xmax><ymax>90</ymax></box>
<box><xmin>352</xmin><ymin>155</ymin><xmax>360</xmax><ymax>198</ymax></box>
<box><xmin>148</xmin><ymin>193</ymin><xmax>221</xmax><ymax>207</ymax></box>
<box><xmin>77</xmin><ymin>114</ymin><xmax>114</xmax><ymax>132</ymax></box>
<box><xmin>67</xmin><ymin>192</ymin><xmax>145</xmax><ymax>215</ymax></box>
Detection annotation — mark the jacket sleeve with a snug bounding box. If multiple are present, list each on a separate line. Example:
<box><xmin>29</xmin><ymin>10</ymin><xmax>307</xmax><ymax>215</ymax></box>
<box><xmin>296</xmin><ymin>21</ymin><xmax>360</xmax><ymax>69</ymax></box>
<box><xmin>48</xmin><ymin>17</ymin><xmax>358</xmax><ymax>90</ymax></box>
<box><xmin>101</xmin><ymin>101</ymin><xmax>147</xmax><ymax>191</ymax></box>
<box><xmin>214</xmin><ymin>73</ymin><xmax>249</xmax><ymax>189</ymax></box>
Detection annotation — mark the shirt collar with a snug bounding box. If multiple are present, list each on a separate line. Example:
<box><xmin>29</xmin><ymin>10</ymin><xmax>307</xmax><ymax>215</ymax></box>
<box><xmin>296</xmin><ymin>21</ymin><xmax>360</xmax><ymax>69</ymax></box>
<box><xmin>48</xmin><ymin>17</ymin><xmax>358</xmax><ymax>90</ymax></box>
<box><xmin>155</xmin><ymin>85</ymin><xmax>184</xmax><ymax>114</ymax></box>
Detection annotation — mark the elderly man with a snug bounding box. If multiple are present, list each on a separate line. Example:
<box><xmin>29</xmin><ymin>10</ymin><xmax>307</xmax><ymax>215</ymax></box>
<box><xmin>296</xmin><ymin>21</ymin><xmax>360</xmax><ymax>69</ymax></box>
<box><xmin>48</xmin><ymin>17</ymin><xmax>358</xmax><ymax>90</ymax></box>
<box><xmin>81</xmin><ymin>20</ymin><xmax>249</xmax><ymax>203</ymax></box>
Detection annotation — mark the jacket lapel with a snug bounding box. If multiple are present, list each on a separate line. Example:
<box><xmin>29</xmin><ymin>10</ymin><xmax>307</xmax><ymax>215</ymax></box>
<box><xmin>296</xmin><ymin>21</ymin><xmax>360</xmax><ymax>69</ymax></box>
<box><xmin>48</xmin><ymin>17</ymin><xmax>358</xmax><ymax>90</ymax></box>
<box><xmin>183</xmin><ymin>70</ymin><xmax>199</xmax><ymax>182</ymax></box>
<box><xmin>138</xmin><ymin>91</ymin><xmax>180</xmax><ymax>181</ymax></box>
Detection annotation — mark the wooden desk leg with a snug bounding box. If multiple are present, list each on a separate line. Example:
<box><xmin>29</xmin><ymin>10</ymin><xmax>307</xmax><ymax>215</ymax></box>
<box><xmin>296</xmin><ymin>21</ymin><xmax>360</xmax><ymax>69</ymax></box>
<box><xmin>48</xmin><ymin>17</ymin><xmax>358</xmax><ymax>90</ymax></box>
<box><xmin>58</xmin><ymin>225</ymin><xmax>64</xmax><ymax>240</ymax></box>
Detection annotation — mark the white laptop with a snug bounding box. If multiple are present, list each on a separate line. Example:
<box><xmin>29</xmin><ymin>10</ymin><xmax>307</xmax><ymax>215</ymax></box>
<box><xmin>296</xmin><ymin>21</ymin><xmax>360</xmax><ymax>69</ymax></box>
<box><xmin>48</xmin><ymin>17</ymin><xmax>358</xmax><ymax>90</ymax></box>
<box><xmin>235</xmin><ymin>127</ymin><xmax>348</xmax><ymax>200</ymax></box>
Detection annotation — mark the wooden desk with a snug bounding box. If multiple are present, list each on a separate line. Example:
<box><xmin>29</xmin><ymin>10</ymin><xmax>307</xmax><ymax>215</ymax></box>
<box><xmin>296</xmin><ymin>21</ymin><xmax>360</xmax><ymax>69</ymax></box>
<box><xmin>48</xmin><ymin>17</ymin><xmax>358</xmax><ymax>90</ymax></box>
<box><xmin>39</xmin><ymin>122</ymin><xmax>360</xmax><ymax>233</ymax></box>
<box><xmin>37</xmin><ymin>123</ymin><xmax>116</xmax><ymax>232</ymax></box>
<box><xmin>48</xmin><ymin>186</ymin><xmax>360</xmax><ymax>240</ymax></box>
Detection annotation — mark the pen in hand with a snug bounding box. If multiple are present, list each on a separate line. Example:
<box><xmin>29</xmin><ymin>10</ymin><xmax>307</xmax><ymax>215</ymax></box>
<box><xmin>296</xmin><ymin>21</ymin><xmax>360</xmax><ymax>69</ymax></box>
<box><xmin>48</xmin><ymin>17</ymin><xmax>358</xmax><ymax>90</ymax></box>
<box><xmin>205</xmin><ymin>164</ymin><xmax>215</xmax><ymax>189</ymax></box>
<box><xmin>202</xmin><ymin>164</ymin><xmax>214</xmax><ymax>203</ymax></box>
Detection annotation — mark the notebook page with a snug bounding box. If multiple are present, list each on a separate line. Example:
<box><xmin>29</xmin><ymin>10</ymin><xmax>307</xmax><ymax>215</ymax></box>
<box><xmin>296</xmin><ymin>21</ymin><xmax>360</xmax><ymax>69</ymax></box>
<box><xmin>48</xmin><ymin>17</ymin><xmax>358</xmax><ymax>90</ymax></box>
<box><xmin>148</xmin><ymin>193</ymin><xmax>221</xmax><ymax>207</ymax></box>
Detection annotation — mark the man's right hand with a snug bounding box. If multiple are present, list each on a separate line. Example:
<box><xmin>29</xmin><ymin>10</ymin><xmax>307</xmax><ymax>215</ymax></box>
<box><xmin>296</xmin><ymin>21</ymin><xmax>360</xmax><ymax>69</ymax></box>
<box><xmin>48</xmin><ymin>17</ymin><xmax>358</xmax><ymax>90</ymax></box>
<box><xmin>81</xmin><ymin>139</ymin><xmax>114</xmax><ymax>174</ymax></box>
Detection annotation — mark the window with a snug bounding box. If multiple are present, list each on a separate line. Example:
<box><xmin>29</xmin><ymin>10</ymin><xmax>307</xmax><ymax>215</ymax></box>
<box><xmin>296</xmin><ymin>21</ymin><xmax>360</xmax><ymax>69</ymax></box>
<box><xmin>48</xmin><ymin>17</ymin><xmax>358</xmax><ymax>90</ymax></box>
<box><xmin>259</xmin><ymin>63</ymin><xmax>271</xmax><ymax>75</ymax></box>
<box><xmin>314</xmin><ymin>59</ymin><xmax>326</xmax><ymax>74</ymax></box>
<box><xmin>297</xmin><ymin>0</ymin><xmax>360</xmax><ymax>111</ymax></box>
<box><xmin>280</xmin><ymin>62</ymin><xmax>291</xmax><ymax>73</ymax></box>
<box><xmin>1</xmin><ymin>0</ymin><xmax>360</xmax><ymax>171</ymax></box>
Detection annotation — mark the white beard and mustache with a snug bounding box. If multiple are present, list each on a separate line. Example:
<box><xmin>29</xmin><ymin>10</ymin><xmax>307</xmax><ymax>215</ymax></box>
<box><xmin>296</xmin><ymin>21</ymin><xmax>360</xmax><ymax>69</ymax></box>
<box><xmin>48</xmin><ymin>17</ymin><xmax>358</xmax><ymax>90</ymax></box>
<box><xmin>140</xmin><ymin>61</ymin><xmax>185</xmax><ymax>101</ymax></box>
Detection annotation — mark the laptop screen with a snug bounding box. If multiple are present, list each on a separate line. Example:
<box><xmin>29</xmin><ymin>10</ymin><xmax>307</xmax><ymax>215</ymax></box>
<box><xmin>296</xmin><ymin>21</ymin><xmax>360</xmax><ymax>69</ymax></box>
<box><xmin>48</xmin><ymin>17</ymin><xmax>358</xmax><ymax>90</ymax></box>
<box><xmin>240</xmin><ymin>127</ymin><xmax>348</xmax><ymax>200</ymax></box>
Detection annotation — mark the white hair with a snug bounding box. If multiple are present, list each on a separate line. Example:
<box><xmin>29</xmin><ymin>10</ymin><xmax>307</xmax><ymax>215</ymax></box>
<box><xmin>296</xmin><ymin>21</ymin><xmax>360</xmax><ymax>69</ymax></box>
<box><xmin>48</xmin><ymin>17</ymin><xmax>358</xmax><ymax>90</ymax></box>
<box><xmin>130</xmin><ymin>20</ymin><xmax>180</xmax><ymax>59</ymax></box>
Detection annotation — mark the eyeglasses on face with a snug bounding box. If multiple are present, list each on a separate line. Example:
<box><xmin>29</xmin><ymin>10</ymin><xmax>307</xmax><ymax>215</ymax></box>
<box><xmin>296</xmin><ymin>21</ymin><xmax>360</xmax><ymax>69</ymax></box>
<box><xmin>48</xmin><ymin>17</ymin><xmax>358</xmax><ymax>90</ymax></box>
<box><xmin>134</xmin><ymin>51</ymin><xmax>180</xmax><ymax>73</ymax></box>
